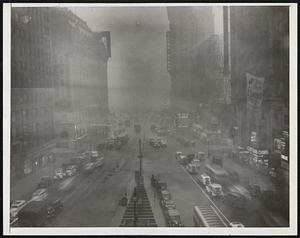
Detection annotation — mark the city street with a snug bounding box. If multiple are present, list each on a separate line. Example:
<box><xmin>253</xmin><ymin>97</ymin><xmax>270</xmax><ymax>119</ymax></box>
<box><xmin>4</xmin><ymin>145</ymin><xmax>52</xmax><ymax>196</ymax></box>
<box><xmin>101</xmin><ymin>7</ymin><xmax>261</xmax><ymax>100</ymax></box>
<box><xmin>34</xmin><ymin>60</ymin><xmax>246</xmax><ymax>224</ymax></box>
<box><xmin>7</xmin><ymin>5</ymin><xmax>293</xmax><ymax>234</ymax></box>
<box><xmin>9</xmin><ymin>113</ymin><xmax>287</xmax><ymax>227</ymax></box>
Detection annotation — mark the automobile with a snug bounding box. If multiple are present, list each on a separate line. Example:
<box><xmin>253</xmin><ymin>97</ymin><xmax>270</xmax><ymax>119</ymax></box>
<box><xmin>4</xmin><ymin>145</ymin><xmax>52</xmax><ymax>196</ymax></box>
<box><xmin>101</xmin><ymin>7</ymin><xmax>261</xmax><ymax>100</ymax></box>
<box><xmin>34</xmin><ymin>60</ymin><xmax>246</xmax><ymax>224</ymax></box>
<box><xmin>246</xmin><ymin>184</ymin><xmax>261</xmax><ymax>197</ymax></box>
<box><xmin>229</xmin><ymin>221</ymin><xmax>245</xmax><ymax>227</ymax></box>
<box><xmin>47</xmin><ymin>199</ymin><xmax>63</xmax><ymax>218</ymax></box>
<box><xmin>158</xmin><ymin>139</ymin><xmax>167</xmax><ymax>148</ymax></box>
<box><xmin>90</xmin><ymin>150</ymin><xmax>99</xmax><ymax>158</ymax></box>
<box><xmin>186</xmin><ymin>163</ymin><xmax>198</xmax><ymax>175</ymax></box>
<box><xmin>160</xmin><ymin>190</ymin><xmax>171</xmax><ymax>206</ymax></box>
<box><xmin>83</xmin><ymin>162</ymin><xmax>95</xmax><ymax>174</ymax></box>
<box><xmin>11</xmin><ymin>200</ymin><xmax>27</xmax><ymax>218</ymax></box>
<box><xmin>53</xmin><ymin>168</ymin><xmax>66</xmax><ymax>180</ymax></box>
<box><xmin>206</xmin><ymin>183</ymin><xmax>224</xmax><ymax>198</ymax></box>
<box><xmin>197</xmin><ymin>174</ymin><xmax>211</xmax><ymax>186</ymax></box>
<box><xmin>165</xmin><ymin>209</ymin><xmax>184</xmax><ymax>227</ymax></box>
<box><xmin>225</xmin><ymin>191</ymin><xmax>247</xmax><ymax>209</ymax></box>
<box><xmin>175</xmin><ymin>151</ymin><xmax>183</xmax><ymax>160</ymax></box>
<box><xmin>94</xmin><ymin>157</ymin><xmax>104</xmax><ymax>168</ymax></box>
<box><xmin>31</xmin><ymin>189</ymin><xmax>48</xmax><ymax>201</ymax></box>
<box><xmin>149</xmin><ymin>137</ymin><xmax>156</xmax><ymax>145</ymax></box>
<box><xmin>37</xmin><ymin>176</ymin><xmax>53</xmax><ymax>188</ymax></box>
<box><xmin>162</xmin><ymin>200</ymin><xmax>176</xmax><ymax>210</ymax></box>
<box><xmin>191</xmin><ymin>158</ymin><xmax>201</xmax><ymax>168</ymax></box>
<box><xmin>65</xmin><ymin>165</ymin><xmax>77</xmax><ymax>177</ymax></box>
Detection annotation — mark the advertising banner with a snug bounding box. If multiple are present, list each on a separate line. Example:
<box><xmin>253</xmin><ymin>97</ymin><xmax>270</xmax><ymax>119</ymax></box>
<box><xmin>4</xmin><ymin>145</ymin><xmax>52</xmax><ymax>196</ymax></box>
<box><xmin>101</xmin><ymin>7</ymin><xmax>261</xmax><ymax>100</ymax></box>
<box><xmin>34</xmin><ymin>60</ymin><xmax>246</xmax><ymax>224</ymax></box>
<box><xmin>246</xmin><ymin>72</ymin><xmax>265</xmax><ymax>109</ymax></box>
<box><xmin>274</xmin><ymin>138</ymin><xmax>282</xmax><ymax>153</ymax></box>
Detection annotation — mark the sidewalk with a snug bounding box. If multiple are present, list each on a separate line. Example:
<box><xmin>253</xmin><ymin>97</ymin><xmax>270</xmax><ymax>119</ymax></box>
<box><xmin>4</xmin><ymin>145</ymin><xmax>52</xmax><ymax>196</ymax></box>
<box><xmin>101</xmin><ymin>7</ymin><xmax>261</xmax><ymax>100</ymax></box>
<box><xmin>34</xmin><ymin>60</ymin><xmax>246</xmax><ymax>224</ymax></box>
<box><xmin>10</xmin><ymin>151</ymin><xmax>75</xmax><ymax>201</ymax></box>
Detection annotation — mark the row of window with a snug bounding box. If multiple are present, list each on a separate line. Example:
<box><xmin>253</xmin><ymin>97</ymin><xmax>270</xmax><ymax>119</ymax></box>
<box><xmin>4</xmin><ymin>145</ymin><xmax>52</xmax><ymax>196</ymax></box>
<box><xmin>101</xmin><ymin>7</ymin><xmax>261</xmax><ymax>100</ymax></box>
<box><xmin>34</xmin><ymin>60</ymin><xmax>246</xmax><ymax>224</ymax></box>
<box><xmin>11</xmin><ymin>107</ymin><xmax>53</xmax><ymax>124</ymax></box>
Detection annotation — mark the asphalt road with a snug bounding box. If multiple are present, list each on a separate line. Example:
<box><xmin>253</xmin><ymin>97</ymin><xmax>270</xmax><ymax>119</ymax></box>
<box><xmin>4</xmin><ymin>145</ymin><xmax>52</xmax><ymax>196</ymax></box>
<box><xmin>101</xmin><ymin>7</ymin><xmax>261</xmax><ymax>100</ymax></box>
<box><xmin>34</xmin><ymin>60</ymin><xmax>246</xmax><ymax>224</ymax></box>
<box><xmin>12</xmin><ymin>112</ymin><xmax>288</xmax><ymax>227</ymax></box>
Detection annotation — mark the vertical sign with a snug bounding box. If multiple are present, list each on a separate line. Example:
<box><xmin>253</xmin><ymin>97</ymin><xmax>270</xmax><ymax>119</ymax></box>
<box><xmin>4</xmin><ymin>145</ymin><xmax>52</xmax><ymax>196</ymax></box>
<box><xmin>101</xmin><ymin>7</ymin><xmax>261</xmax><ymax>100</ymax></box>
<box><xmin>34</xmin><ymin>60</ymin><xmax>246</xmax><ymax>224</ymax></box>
<box><xmin>246</xmin><ymin>73</ymin><xmax>265</xmax><ymax>109</ymax></box>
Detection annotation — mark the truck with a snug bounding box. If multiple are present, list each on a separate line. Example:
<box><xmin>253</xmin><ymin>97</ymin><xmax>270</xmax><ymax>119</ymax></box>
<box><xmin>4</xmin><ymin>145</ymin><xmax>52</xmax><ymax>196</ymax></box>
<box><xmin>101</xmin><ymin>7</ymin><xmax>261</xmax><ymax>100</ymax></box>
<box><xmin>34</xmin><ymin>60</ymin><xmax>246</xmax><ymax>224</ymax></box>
<box><xmin>193</xmin><ymin>205</ymin><xmax>227</xmax><ymax>227</ymax></box>
<box><xmin>205</xmin><ymin>164</ymin><xmax>230</xmax><ymax>186</ymax></box>
<box><xmin>17</xmin><ymin>201</ymin><xmax>48</xmax><ymax>227</ymax></box>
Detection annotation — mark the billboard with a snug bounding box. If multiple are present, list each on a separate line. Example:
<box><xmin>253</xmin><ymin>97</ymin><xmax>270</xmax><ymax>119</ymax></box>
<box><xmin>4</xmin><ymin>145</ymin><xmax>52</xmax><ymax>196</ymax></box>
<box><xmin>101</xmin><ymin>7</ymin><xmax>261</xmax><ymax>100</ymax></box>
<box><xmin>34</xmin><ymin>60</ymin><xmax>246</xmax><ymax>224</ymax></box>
<box><xmin>246</xmin><ymin>72</ymin><xmax>265</xmax><ymax>109</ymax></box>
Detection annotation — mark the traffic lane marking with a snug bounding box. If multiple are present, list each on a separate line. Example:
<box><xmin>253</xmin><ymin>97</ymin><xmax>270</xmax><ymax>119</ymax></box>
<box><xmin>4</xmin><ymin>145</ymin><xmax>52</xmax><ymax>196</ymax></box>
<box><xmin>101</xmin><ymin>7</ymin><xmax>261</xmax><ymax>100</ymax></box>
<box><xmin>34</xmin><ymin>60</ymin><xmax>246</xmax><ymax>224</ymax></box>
<box><xmin>179</xmin><ymin>164</ymin><xmax>231</xmax><ymax>225</ymax></box>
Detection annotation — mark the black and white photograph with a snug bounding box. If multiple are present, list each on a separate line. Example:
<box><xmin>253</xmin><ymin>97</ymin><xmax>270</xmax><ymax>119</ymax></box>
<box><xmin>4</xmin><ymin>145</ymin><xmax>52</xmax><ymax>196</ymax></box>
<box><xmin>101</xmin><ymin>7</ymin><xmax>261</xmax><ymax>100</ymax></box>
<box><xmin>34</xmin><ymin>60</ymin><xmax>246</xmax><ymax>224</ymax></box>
<box><xmin>2</xmin><ymin>2</ymin><xmax>297</xmax><ymax>236</ymax></box>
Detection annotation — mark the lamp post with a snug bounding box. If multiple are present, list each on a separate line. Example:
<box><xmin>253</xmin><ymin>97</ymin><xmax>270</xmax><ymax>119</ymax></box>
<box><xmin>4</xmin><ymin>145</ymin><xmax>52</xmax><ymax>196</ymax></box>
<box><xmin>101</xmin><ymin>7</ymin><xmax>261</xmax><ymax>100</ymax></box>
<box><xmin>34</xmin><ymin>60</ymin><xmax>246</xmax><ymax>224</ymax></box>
<box><xmin>207</xmin><ymin>139</ymin><xmax>210</xmax><ymax>158</ymax></box>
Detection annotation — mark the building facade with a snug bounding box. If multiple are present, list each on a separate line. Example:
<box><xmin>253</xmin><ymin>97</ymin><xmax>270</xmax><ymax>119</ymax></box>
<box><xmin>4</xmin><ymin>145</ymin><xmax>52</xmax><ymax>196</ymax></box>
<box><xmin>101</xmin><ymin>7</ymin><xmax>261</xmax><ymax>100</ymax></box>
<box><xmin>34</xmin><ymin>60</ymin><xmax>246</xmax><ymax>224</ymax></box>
<box><xmin>11</xmin><ymin>7</ymin><xmax>110</xmax><ymax>181</ymax></box>
<box><xmin>11</xmin><ymin>8</ymin><xmax>55</xmax><ymax>180</ymax></box>
<box><xmin>166</xmin><ymin>7</ymin><xmax>215</xmax><ymax>111</ymax></box>
<box><xmin>229</xmin><ymin>7</ymin><xmax>289</xmax><ymax>166</ymax></box>
<box><xmin>49</xmin><ymin>8</ymin><xmax>110</xmax><ymax>150</ymax></box>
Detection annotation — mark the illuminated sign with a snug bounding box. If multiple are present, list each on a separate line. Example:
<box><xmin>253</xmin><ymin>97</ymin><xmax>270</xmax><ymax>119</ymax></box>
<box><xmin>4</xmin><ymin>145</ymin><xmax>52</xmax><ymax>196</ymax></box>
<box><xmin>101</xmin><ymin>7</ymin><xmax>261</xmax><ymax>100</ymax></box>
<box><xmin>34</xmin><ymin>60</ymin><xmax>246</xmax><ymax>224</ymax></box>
<box><xmin>281</xmin><ymin>154</ymin><xmax>288</xmax><ymax>161</ymax></box>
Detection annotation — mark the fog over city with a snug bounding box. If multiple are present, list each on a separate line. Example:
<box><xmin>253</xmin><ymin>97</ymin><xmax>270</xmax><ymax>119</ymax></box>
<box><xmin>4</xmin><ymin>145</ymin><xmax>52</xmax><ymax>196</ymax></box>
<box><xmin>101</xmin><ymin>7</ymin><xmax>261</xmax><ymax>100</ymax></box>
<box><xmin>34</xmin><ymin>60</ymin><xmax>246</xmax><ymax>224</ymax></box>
<box><xmin>70</xmin><ymin>7</ymin><xmax>223</xmax><ymax>112</ymax></box>
<box><xmin>7</xmin><ymin>5</ymin><xmax>293</xmax><ymax>233</ymax></box>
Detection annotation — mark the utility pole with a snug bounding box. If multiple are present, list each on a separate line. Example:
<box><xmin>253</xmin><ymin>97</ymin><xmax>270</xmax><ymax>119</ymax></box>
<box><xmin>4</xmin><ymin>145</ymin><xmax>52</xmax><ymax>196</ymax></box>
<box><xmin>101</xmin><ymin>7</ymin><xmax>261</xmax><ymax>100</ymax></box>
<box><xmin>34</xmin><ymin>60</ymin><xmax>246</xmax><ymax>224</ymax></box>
<box><xmin>138</xmin><ymin>138</ymin><xmax>143</xmax><ymax>177</ymax></box>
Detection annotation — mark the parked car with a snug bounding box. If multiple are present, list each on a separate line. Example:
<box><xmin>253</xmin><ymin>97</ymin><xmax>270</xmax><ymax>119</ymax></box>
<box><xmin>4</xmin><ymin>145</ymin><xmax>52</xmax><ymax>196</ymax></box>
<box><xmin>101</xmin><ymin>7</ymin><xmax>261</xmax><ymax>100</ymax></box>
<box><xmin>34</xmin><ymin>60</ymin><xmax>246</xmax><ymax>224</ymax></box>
<box><xmin>94</xmin><ymin>157</ymin><xmax>104</xmax><ymax>168</ymax></box>
<box><xmin>47</xmin><ymin>199</ymin><xmax>63</xmax><ymax>219</ymax></box>
<box><xmin>191</xmin><ymin>158</ymin><xmax>201</xmax><ymax>168</ymax></box>
<box><xmin>10</xmin><ymin>200</ymin><xmax>27</xmax><ymax>218</ymax></box>
<box><xmin>162</xmin><ymin>200</ymin><xmax>176</xmax><ymax>210</ymax></box>
<box><xmin>206</xmin><ymin>183</ymin><xmax>224</xmax><ymax>198</ymax></box>
<box><xmin>53</xmin><ymin>168</ymin><xmax>66</xmax><ymax>180</ymax></box>
<box><xmin>165</xmin><ymin>209</ymin><xmax>183</xmax><ymax>227</ymax></box>
<box><xmin>37</xmin><ymin>176</ymin><xmax>53</xmax><ymax>188</ymax></box>
<box><xmin>31</xmin><ymin>189</ymin><xmax>48</xmax><ymax>201</ymax></box>
<box><xmin>186</xmin><ymin>163</ymin><xmax>198</xmax><ymax>175</ymax></box>
<box><xmin>175</xmin><ymin>151</ymin><xmax>183</xmax><ymax>160</ymax></box>
<box><xmin>197</xmin><ymin>174</ymin><xmax>211</xmax><ymax>186</ymax></box>
<box><xmin>65</xmin><ymin>165</ymin><xmax>77</xmax><ymax>177</ymax></box>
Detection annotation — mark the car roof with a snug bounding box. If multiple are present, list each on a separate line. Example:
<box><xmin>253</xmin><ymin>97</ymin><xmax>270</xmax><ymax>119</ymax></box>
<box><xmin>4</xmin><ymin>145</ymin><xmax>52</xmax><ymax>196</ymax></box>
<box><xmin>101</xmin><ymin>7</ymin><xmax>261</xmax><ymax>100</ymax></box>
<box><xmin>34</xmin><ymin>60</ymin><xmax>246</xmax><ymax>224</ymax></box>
<box><xmin>211</xmin><ymin>183</ymin><xmax>222</xmax><ymax>188</ymax></box>
<box><xmin>34</xmin><ymin>188</ymin><xmax>47</xmax><ymax>193</ymax></box>
<box><xmin>168</xmin><ymin>209</ymin><xmax>180</xmax><ymax>216</ymax></box>
<box><xmin>200</xmin><ymin>174</ymin><xmax>210</xmax><ymax>178</ymax></box>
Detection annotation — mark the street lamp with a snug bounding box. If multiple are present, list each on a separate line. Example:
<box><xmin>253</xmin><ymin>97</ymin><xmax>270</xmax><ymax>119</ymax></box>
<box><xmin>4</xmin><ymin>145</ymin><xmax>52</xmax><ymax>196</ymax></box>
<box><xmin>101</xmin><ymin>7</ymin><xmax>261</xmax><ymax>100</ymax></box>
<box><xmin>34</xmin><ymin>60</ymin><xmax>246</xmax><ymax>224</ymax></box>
<box><xmin>207</xmin><ymin>139</ymin><xmax>210</xmax><ymax>158</ymax></box>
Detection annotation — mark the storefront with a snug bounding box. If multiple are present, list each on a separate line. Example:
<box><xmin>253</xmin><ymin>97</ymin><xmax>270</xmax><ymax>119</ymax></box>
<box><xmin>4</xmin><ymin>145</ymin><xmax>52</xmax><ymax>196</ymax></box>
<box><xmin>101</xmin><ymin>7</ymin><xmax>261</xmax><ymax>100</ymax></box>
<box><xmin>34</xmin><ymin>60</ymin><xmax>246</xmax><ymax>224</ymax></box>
<box><xmin>247</xmin><ymin>146</ymin><xmax>269</xmax><ymax>169</ymax></box>
<box><xmin>23</xmin><ymin>141</ymin><xmax>55</xmax><ymax>176</ymax></box>
<box><xmin>273</xmin><ymin>130</ymin><xmax>289</xmax><ymax>170</ymax></box>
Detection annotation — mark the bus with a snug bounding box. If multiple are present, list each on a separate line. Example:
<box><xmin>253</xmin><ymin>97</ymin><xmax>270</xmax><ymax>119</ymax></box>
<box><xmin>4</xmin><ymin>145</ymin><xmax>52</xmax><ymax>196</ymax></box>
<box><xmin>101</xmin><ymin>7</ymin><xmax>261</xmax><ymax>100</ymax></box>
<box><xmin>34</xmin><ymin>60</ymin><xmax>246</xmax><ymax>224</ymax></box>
<box><xmin>193</xmin><ymin>205</ymin><xmax>227</xmax><ymax>227</ymax></box>
<box><xmin>205</xmin><ymin>164</ymin><xmax>230</xmax><ymax>185</ymax></box>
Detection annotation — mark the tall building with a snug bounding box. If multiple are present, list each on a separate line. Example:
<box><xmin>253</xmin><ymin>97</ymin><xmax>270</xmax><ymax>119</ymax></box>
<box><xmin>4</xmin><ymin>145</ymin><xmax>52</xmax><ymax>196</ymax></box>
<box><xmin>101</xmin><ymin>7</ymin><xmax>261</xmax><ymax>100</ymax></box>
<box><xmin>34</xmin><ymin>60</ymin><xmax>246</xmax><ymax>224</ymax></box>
<box><xmin>11</xmin><ymin>7</ymin><xmax>110</xmax><ymax>181</ymax></box>
<box><xmin>11</xmin><ymin>8</ymin><xmax>55</xmax><ymax>180</ymax></box>
<box><xmin>229</xmin><ymin>7</ymin><xmax>289</xmax><ymax>165</ymax></box>
<box><xmin>49</xmin><ymin>8</ymin><xmax>110</xmax><ymax>150</ymax></box>
<box><xmin>166</xmin><ymin>7</ymin><xmax>215</xmax><ymax>110</ymax></box>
